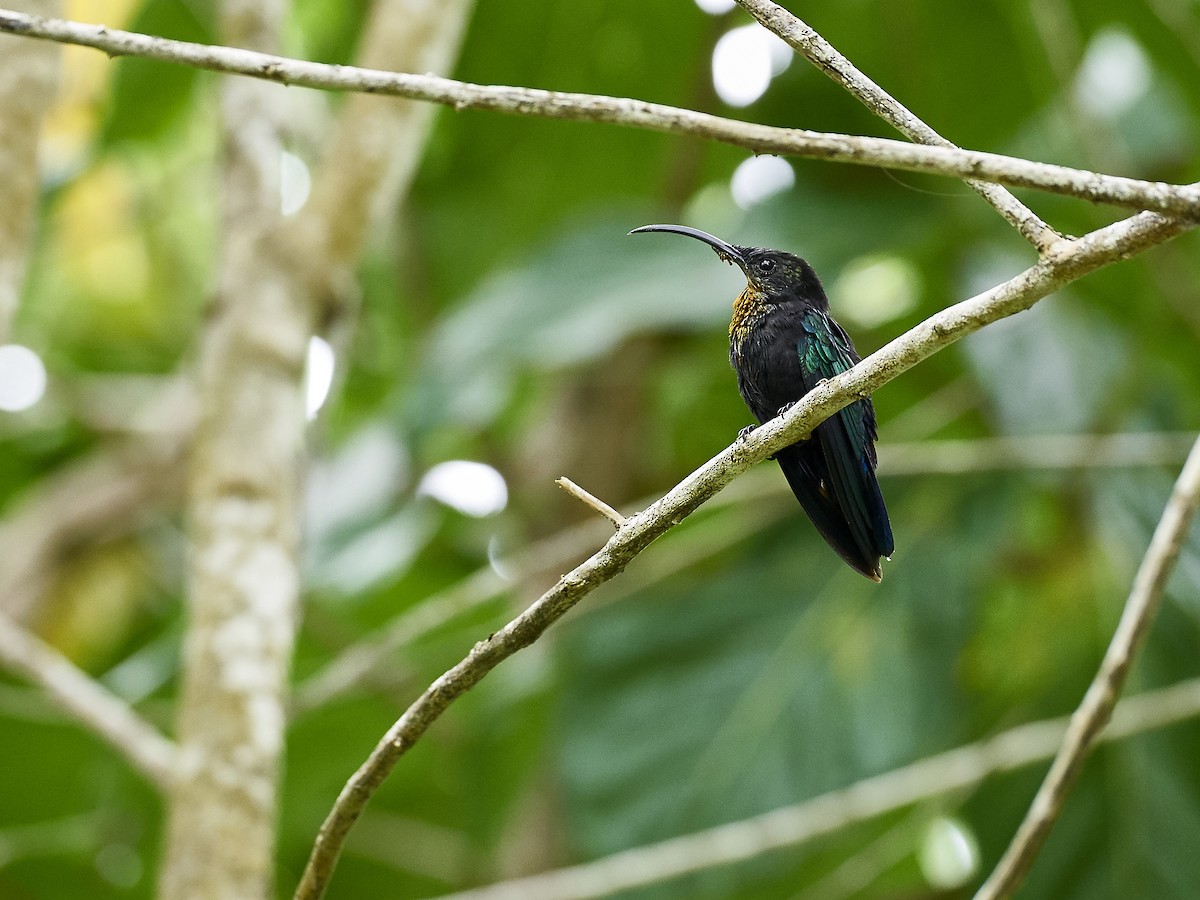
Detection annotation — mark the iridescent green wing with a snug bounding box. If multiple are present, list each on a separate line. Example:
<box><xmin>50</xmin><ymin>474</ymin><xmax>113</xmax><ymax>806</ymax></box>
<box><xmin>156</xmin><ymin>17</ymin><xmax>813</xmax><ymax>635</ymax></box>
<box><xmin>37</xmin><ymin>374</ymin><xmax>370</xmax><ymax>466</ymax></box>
<box><xmin>797</xmin><ymin>310</ymin><xmax>892</xmax><ymax>559</ymax></box>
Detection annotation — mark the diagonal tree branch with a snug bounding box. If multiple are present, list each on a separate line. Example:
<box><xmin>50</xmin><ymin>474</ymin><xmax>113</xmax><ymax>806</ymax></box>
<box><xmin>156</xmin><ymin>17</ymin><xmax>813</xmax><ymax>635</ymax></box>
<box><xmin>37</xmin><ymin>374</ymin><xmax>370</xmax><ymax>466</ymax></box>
<box><xmin>974</xmin><ymin>433</ymin><xmax>1200</xmax><ymax>899</ymax></box>
<box><xmin>0</xmin><ymin>613</ymin><xmax>176</xmax><ymax>787</ymax></box>
<box><xmin>293</xmin><ymin>209</ymin><xmax>1195</xmax><ymax>899</ymax></box>
<box><xmin>434</xmin><ymin>676</ymin><xmax>1200</xmax><ymax>899</ymax></box>
<box><xmin>291</xmin><ymin>475</ymin><xmax>785</xmax><ymax>716</ymax></box>
<box><xmin>735</xmin><ymin>0</ymin><xmax>1056</xmax><ymax>249</ymax></box>
<box><xmin>0</xmin><ymin>9</ymin><xmax>1198</xmax><ymax>218</ymax></box>
<box><xmin>293</xmin><ymin>431</ymin><xmax>1198</xmax><ymax>717</ymax></box>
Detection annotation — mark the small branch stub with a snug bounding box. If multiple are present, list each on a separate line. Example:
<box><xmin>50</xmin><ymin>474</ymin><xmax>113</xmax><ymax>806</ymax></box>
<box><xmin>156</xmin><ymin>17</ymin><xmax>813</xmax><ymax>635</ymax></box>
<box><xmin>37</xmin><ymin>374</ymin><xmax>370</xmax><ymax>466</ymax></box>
<box><xmin>557</xmin><ymin>477</ymin><xmax>626</xmax><ymax>529</ymax></box>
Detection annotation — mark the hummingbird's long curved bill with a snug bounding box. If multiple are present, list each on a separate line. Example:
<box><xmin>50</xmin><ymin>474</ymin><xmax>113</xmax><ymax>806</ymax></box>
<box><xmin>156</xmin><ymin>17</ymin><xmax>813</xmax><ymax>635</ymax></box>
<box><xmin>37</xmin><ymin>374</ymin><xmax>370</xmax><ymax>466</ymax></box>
<box><xmin>629</xmin><ymin>224</ymin><xmax>746</xmax><ymax>268</ymax></box>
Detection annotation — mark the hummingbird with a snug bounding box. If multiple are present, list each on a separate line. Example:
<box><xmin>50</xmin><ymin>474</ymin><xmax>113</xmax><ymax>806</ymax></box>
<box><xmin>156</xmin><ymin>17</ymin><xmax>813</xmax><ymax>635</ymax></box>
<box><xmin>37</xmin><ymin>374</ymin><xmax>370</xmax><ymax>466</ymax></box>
<box><xmin>630</xmin><ymin>224</ymin><xmax>893</xmax><ymax>581</ymax></box>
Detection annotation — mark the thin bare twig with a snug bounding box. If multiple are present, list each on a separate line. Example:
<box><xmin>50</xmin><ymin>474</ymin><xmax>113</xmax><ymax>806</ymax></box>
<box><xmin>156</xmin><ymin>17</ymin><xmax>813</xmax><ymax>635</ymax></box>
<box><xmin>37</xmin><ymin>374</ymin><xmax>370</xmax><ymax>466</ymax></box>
<box><xmin>436</xmin><ymin>677</ymin><xmax>1200</xmax><ymax>900</ymax></box>
<box><xmin>793</xmin><ymin>812</ymin><xmax>928</xmax><ymax>900</ymax></box>
<box><xmin>556</xmin><ymin>477</ymin><xmax>626</xmax><ymax>529</ymax></box>
<box><xmin>735</xmin><ymin>0</ymin><xmax>1056</xmax><ymax>249</ymax></box>
<box><xmin>974</xmin><ymin>433</ymin><xmax>1200</xmax><ymax>899</ymax></box>
<box><xmin>0</xmin><ymin>9</ymin><xmax>1197</xmax><ymax>217</ymax></box>
<box><xmin>294</xmin><ymin>210</ymin><xmax>1194</xmax><ymax>899</ymax></box>
<box><xmin>0</xmin><ymin>613</ymin><xmax>176</xmax><ymax>787</ymax></box>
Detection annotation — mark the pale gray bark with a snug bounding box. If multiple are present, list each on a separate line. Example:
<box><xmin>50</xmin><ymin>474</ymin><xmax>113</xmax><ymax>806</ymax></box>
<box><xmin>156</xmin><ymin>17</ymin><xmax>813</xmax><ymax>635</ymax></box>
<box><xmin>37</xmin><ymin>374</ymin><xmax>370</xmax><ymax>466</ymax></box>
<box><xmin>158</xmin><ymin>1</ymin><xmax>476</xmax><ymax>894</ymax></box>
<box><xmin>284</xmin><ymin>0</ymin><xmax>475</xmax><ymax>427</ymax></box>
<box><xmin>0</xmin><ymin>0</ymin><xmax>59</xmax><ymax>342</ymax></box>
<box><xmin>290</xmin><ymin>0</ymin><xmax>475</xmax><ymax>315</ymax></box>
<box><xmin>158</xmin><ymin>0</ymin><xmax>304</xmax><ymax>897</ymax></box>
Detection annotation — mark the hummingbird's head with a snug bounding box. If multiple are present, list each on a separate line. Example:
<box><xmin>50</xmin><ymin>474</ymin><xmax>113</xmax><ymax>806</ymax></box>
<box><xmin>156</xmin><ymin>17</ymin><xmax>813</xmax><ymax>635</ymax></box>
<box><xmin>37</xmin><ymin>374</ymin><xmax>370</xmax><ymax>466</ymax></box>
<box><xmin>629</xmin><ymin>224</ymin><xmax>823</xmax><ymax>305</ymax></box>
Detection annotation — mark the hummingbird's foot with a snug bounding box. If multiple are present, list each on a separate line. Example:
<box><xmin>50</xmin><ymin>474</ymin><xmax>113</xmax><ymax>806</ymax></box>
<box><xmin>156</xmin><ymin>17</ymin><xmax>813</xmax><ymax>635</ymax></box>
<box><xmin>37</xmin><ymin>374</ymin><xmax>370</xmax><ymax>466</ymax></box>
<box><xmin>774</xmin><ymin>401</ymin><xmax>810</xmax><ymax>454</ymax></box>
<box><xmin>738</xmin><ymin>424</ymin><xmax>781</xmax><ymax>459</ymax></box>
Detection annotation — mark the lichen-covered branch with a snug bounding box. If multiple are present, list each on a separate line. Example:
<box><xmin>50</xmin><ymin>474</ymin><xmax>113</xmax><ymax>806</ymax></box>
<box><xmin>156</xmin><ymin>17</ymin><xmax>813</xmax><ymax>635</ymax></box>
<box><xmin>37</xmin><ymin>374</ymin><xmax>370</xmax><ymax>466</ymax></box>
<box><xmin>291</xmin><ymin>481</ymin><xmax>767</xmax><ymax>717</ymax></box>
<box><xmin>0</xmin><ymin>8</ymin><xmax>1198</xmax><ymax>218</ymax></box>
<box><xmin>735</xmin><ymin>0</ymin><xmax>1056</xmax><ymax>249</ymax></box>
<box><xmin>975</xmin><ymin>433</ymin><xmax>1200</xmax><ymax>899</ymax></box>
<box><xmin>294</xmin><ymin>210</ymin><xmax>1194</xmax><ymax>900</ymax></box>
<box><xmin>158</xmin><ymin>0</ymin><xmax>306</xmax><ymax>897</ymax></box>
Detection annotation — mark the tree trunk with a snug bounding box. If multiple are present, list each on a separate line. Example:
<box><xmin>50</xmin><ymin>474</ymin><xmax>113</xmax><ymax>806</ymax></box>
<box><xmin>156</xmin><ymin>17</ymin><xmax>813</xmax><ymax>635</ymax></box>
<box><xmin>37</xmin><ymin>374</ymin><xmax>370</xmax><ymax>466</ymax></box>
<box><xmin>158</xmin><ymin>1</ymin><xmax>306</xmax><ymax>896</ymax></box>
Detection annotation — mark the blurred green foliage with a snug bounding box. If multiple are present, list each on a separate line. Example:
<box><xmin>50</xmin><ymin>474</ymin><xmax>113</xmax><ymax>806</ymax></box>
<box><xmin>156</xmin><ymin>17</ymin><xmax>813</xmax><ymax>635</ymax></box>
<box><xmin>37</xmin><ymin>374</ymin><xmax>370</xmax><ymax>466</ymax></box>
<box><xmin>2</xmin><ymin>0</ymin><xmax>1200</xmax><ymax>898</ymax></box>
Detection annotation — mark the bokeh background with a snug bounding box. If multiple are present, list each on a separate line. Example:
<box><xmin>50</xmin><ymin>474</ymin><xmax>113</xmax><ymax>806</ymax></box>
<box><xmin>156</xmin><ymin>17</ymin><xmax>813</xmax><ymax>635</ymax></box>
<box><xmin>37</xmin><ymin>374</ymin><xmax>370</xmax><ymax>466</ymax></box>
<box><xmin>2</xmin><ymin>0</ymin><xmax>1200</xmax><ymax>897</ymax></box>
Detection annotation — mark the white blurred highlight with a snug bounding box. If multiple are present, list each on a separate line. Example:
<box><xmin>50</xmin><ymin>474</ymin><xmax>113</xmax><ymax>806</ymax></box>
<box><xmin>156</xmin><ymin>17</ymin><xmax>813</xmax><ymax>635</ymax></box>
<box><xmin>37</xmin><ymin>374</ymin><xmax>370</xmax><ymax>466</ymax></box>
<box><xmin>831</xmin><ymin>254</ymin><xmax>921</xmax><ymax>328</ymax></box>
<box><xmin>730</xmin><ymin>155</ymin><xmax>795</xmax><ymax>209</ymax></box>
<box><xmin>919</xmin><ymin>817</ymin><xmax>980</xmax><ymax>890</ymax></box>
<box><xmin>0</xmin><ymin>344</ymin><xmax>47</xmax><ymax>412</ymax></box>
<box><xmin>694</xmin><ymin>0</ymin><xmax>735</xmax><ymax>13</ymax></box>
<box><xmin>281</xmin><ymin>150</ymin><xmax>312</xmax><ymax>216</ymax></box>
<box><xmin>305</xmin><ymin>335</ymin><xmax>335</xmax><ymax>420</ymax></box>
<box><xmin>487</xmin><ymin>533</ymin><xmax>518</xmax><ymax>581</ymax></box>
<box><xmin>418</xmin><ymin>461</ymin><xmax>509</xmax><ymax>518</ymax></box>
<box><xmin>712</xmin><ymin>24</ymin><xmax>791</xmax><ymax>107</ymax></box>
<box><xmin>1074</xmin><ymin>28</ymin><xmax>1151</xmax><ymax>119</ymax></box>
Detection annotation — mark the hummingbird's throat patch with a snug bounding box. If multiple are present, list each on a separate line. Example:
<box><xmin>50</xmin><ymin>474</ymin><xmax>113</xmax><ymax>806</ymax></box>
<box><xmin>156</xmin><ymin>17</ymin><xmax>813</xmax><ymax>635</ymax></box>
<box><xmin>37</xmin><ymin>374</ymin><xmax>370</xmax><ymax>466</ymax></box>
<box><xmin>729</xmin><ymin>286</ymin><xmax>768</xmax><ymax>341</ymax></box>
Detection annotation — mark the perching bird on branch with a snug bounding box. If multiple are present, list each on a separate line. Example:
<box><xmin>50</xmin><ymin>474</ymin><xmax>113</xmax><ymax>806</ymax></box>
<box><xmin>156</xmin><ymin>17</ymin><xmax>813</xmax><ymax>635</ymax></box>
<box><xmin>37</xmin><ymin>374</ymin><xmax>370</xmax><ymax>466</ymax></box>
<box><xmin>630</xmin><ymin>224</ymin><xmax>893</xmax><ymax>581</ymax></box>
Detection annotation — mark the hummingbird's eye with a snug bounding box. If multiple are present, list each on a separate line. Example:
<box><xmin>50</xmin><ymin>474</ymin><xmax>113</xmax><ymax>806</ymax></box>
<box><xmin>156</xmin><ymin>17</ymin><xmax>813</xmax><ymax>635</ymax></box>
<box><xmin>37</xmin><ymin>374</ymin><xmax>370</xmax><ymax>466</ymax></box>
<box><xmin>758</xmin><ymin>258</ymin><xmax>775</xmax><ymax>272</ymax></box>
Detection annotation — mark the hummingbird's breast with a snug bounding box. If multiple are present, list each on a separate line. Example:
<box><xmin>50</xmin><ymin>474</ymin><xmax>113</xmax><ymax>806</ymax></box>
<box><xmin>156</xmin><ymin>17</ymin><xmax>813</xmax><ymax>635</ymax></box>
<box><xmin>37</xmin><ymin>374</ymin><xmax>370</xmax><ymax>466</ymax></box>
<box><xmin>728</xmin><ymin>299</ymin><xmax>814</xmax><ymax>425</ymax></box>
<box><xmin>728</xmin><ymin>286</ymin><xmax>770</xmax><ymax>360</ymax></box>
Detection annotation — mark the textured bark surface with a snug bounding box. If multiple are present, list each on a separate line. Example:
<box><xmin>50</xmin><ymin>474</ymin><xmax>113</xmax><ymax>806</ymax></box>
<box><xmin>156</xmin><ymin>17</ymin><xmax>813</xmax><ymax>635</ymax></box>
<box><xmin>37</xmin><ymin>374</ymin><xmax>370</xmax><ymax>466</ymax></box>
<box><xmin>0</xmin><ymin>0</ymin><xmax>59</xmax><ymax>342</ymax></box>
<box><xmin>158</xmin><ymin>0</ymin><xmax>306</xmax><ymax>896</ymax></box>
<box><xmin>159</xmin><ymin>2</ymin><xmax>476</xmax><ymax>895</ymax></box>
